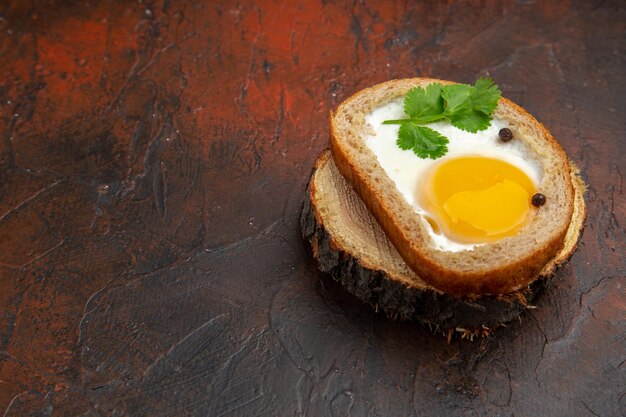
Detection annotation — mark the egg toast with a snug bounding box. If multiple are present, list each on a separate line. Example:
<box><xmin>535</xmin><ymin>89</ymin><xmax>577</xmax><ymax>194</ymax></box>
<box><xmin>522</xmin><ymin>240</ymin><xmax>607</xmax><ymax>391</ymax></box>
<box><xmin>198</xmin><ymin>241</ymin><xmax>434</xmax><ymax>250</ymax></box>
<box><xmin>329</xmin><ymin>78</ymin><xmax>582</xmax><ymax>297</ymax></box>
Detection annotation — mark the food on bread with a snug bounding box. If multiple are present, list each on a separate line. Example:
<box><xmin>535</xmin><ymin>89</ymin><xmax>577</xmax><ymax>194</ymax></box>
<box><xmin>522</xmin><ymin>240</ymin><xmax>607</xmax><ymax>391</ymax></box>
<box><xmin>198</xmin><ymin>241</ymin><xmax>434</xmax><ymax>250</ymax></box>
<box><xmin>329</xmin><ymin>77</ymin><xmax>580</xmax><ymax>297</ymax></box>
<box><xmin>301</xmin><ymin>150</ymin><xmax>586</xmax><ymax>327</ymax></box>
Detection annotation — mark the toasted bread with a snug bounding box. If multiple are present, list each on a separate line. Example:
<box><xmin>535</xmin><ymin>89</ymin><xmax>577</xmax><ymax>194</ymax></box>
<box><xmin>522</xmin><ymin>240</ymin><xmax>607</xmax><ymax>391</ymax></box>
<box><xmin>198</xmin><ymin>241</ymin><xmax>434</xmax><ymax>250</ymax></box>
<box><xmin>329</xmin><ymin>78</ymin><xmax>579</xmax><ymax>297</ymax></box>
<box><xmin>301</xmin><ymin>150</ymin><xmax>586</xmax><ymax>327</ymax></box>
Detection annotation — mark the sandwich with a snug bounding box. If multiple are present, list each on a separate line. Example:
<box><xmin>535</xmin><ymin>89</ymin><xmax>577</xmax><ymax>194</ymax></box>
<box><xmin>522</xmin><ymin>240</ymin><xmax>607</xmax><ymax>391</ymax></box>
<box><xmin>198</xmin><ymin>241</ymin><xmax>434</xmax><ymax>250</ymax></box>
<box><xmin>302</xmin><ymin>77</ymin><xmax>586</xmax><ymax>329</ymax></box>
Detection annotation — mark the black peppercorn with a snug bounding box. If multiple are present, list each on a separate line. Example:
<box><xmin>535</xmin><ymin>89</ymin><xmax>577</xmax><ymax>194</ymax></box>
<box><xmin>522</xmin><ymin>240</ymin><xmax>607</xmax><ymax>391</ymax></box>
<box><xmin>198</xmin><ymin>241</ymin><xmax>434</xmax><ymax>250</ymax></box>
<box><xmin>531</xmin><ymin>193</ymin><xmax>546</xmax><ymax>207</ymax></box>
<box><xmin>499</xmin><ymin>128</ymin><xmax>513</xmax><ymax>142</ymax></box>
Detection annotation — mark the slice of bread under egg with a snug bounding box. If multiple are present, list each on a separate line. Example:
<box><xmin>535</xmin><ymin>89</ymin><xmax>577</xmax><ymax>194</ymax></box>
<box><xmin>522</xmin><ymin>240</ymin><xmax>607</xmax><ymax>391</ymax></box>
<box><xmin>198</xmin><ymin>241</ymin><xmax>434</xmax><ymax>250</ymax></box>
<box><xmin>325</xmin><ymin>78</ymin><xmax>586</xmax><ymax>299</ymax></box>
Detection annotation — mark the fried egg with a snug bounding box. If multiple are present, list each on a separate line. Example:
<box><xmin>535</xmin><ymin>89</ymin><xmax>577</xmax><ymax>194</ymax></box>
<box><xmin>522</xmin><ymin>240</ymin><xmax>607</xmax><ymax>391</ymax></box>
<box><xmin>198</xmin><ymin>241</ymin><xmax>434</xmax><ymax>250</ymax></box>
<box><xmin>364</xmin><ymin>99</ymin><xmax>543</xmax><ymax>252</ymax></box>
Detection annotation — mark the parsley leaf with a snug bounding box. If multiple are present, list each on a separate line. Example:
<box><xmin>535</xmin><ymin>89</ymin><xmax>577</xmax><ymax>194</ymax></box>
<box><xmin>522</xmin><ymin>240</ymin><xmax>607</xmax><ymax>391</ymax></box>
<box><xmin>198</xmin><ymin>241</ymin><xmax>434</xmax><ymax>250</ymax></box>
<box><xmin>397</xmin><ymin>123</ymin><xmax>448</xmax><ymax>159</ymax></box>
<box><xmin>470</xmin><ymin>77</ymin><xmax>501</xmax><ymax>115</ymax></box>
<box><xmin>449</xmin><ymin>110</ymin><xmax>492</xmax><ymax>133</ymax></box>
<box><xmin>441</xmin><ymin>84</ymin><xmax>472</xmax><ymax>115</ymax></box>
<box><xmin>404</xmin><ymin>83</ymin><xmax>444</xmax><ymax>120</ymax></box>
<box><xmin>383</xmin><ymin>77</ymin><xmax>502</xmax><ymax>159</ymax></box>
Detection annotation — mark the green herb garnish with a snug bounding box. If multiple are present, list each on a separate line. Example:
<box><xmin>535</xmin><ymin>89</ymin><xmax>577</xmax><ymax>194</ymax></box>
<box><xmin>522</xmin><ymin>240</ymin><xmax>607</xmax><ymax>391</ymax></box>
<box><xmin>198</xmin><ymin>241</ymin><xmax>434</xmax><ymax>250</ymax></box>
<box><xmin>383</xmin><ymin>78</ymin><xmax>501</xmax><ymax>159</ymax></box>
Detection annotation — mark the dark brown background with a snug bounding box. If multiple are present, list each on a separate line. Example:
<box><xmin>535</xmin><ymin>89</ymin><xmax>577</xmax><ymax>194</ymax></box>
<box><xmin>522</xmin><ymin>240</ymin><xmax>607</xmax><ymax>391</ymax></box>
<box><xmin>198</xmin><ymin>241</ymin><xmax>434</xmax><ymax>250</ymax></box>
<box><xmin>0</xmin><ymin>1</ymin><xmax>624</xmax><ymax>416</ymax></box>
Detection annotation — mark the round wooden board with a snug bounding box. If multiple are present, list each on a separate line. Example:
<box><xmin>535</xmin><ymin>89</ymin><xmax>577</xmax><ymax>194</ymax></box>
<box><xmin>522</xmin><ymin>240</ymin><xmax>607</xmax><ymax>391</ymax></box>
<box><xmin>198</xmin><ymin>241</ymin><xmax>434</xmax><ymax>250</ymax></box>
<box><xmin>301</xmin><ymin>150</ymin><xmax>584</xmax><ymax>330</ymax></box>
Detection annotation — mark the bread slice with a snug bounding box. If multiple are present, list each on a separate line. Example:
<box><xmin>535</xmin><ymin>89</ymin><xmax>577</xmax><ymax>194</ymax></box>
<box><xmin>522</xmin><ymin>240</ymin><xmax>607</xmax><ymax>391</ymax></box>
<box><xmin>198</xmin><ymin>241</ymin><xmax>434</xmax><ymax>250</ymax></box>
<box><xmin>301</xmin><ymin>150</ymin><xmax>586</xmax><ymax>328</ymax></box>
<box><xmin>330</xmin><ymin>78</ymin><xmax>578</xmax><ymax>297</ymax></box>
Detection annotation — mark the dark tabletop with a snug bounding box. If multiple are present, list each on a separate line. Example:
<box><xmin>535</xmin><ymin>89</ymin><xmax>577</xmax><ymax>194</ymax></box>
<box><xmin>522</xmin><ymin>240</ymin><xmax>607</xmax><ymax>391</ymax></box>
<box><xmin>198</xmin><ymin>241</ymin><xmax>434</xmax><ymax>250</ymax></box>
<box><xmin>0</xmin><ymin>1</ymin><xmax>624</xmax><ymax>416</ymax></box>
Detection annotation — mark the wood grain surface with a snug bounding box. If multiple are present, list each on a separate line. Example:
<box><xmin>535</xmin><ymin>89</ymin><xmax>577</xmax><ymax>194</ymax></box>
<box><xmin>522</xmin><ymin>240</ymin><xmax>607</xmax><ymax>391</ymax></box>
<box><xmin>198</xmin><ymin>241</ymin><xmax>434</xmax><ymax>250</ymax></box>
<box><xmin>0</xmin><ymin>1</ymin><xmax>624</xmax><ymax>416</ymax></box>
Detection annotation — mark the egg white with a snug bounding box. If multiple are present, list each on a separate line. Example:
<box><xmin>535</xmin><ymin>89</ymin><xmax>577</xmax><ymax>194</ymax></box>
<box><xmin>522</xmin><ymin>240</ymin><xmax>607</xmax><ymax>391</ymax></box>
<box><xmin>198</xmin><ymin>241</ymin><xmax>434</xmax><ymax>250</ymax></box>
<box><xmin>364</xmin><ymin>99</ymin><xmax>543</xmax><ymax>252</ymax></box>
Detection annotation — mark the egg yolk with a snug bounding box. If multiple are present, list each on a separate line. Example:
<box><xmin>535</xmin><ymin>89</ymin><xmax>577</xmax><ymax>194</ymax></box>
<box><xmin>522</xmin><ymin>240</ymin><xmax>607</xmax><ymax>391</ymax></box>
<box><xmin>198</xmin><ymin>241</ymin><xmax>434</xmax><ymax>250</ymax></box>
<box><xmin>419</xmin><ymin>156</ymin><xmax>536</xmax><ymax>244</ymax></box>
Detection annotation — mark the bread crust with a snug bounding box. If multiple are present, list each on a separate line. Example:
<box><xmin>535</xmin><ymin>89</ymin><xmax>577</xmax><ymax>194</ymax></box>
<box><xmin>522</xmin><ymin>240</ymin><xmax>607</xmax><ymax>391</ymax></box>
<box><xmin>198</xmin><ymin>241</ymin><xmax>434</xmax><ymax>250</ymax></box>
<box><xmin>329</xmin><ymin>78</ymin><xmax>577</xmax><ymax>297</ymax></box>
